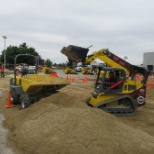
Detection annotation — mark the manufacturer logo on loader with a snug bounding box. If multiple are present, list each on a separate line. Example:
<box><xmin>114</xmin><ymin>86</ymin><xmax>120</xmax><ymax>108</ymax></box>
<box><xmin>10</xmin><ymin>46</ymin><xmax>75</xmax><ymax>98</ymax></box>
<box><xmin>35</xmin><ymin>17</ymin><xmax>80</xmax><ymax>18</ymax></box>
<box><xmin>137</xmin><ymin>96</ymin><xmax>145</xmax><ymax>105</ymax></box>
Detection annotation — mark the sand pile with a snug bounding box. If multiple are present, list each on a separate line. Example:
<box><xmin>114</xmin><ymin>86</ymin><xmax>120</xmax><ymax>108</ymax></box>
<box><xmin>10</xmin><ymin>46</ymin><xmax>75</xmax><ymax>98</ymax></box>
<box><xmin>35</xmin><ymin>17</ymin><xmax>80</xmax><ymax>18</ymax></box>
<box><xmin>2</xmin><ymin>91</ymin><xmax>154</xmax><ymax>154</ymax></box>
<box><xmin>1</xmin><ymin>78</ymin><xmax>154</xmax><ymax>154</ymax></box>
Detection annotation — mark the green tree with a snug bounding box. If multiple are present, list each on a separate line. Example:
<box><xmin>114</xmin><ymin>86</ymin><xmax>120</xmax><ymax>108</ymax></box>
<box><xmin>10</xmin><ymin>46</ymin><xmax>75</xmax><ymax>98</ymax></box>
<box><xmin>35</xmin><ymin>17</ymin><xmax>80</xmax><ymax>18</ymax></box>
<box><xmin>45</xmin><ymin>59</ymin><xmax>52</xmax><ymax>67</ymax></box>
<box><xmin>57</xmin><ymin>62</ymin><xmax>67</xmax><ymax>68</ymax></box>
<box><xmin>19</xmin><ymin>42</ymin><xmax>28</xmax><ymax>48</ymax></box>
<box><xmin>53</xmin><ymin>63</ymin><xmax>57</xmax><ymax>67</ymax></box>
<box><xmin>1</xmin><ymin>43</ymin><xmax>43</xmax><ymax>66</ymax></box>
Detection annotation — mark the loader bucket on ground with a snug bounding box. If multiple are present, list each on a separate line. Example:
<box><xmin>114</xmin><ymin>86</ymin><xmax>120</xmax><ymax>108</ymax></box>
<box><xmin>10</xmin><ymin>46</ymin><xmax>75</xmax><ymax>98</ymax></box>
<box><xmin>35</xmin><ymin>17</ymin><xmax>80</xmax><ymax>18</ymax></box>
<box><xmin>20</xmin><ymin>74</ymin><xmax>71</xmax><ymax>93</ymax></box>
<box><xmin>61</xmin><ymin>45</ymin><xmax>89</xmax><ymax>62</ymax></box>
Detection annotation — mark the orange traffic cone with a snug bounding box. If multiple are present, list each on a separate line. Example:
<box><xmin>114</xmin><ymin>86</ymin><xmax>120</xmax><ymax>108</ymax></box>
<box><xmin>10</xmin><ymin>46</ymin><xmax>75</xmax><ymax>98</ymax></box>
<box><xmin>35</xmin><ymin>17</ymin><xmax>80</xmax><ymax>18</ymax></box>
<box><xmin>84</xmin><ymin>76</ymin><xmax>88</xmax><ymax>83</ymax></box>
<box><xmin>135</xmin><ymin>74</ymin><xmax>140</xmax><ymax>80</ymax></box>
<box><xmin>149</xmin><ymin>81</ymin><xmax>153</xmax><ymax>87</ymax></box>
<box><xmin>71</xmin><ymin>77</ymin><xmax>75</xmax><ymax>83</ymax></box>
<box><xmin>5</xmin><ymin>92</ymin><xmax>14</xmax><ymax>108</ymax></box>
<box><xmin>50</xmin><ymin>72</ymin><xmax>58</xmax><ymax>77</ymax></box>
<box><xmin>66</xmin><ymin>75</ymin><xmax>68</xmax><ymax>79</ymax></box>
<box><xmin>82</xmin><ymin>79</ymin><xmax>85</xmax><ymax>84</ymax></box>
<box><xmin>85</xmin><ymin>76</ymin><xmax>89</xmax><ymax>82</ymax></box>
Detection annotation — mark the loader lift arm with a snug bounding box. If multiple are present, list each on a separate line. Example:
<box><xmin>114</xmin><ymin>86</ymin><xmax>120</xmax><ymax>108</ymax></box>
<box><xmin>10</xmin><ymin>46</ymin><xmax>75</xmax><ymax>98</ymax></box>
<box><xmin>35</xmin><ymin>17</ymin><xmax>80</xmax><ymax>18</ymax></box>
<box><xmin>61</xmin><ymin>46</ymin><xmax>149</xmax><ymax>84</ymax></box>
<box><xmin>86</xmin><ymin>49</ymin><xmax>149</xmax><ymax>80</ymax></box>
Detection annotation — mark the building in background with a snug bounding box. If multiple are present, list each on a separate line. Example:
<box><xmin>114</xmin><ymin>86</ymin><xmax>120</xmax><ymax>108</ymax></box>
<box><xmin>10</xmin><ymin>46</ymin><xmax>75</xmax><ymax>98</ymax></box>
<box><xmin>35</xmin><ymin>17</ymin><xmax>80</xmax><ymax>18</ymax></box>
<box><xmin>143</xmin><ymin>52</ymin><xmax>154</xmax><ymax>74</ymax></box>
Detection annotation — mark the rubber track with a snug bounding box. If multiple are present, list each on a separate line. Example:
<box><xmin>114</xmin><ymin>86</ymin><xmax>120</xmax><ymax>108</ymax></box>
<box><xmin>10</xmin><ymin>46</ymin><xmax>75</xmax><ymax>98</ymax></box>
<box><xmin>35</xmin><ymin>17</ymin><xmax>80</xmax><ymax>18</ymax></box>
<box><xmin>94</xmin><ymin>95</ymin><xmax>137</xmax><ymax>115</ymax></box>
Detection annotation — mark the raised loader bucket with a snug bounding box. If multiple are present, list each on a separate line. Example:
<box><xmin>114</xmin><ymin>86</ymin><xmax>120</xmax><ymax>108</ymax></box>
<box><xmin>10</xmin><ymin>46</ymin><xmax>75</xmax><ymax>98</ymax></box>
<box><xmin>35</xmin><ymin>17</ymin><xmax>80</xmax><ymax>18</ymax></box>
<box><xmin>20</xmin><ymin>74</ymin><xmax>71</xmax><ymax>93</ymax></box>
<box><xmin>61</xmin><ymin>45</ymin><xmax>89</xmax><ymax>62</ymax></box>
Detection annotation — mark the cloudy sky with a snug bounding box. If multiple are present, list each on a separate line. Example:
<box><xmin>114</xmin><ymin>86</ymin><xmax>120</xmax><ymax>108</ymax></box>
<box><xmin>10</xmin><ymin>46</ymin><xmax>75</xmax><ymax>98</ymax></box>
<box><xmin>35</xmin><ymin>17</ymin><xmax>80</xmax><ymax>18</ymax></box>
<box><xmin>0</xmin><ymin>0</ymin><xmax>154</xmax><ymax>64</ymax></box>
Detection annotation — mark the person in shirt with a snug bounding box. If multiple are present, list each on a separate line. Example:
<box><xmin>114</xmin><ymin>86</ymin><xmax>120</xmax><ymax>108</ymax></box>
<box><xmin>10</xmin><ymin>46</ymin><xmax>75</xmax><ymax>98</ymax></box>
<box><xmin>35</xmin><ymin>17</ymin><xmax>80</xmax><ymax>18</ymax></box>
<box><xmin>105</xmin><ymin>71</ymin><xmax>117</xmax><ymax>86</ymax></box>
<box><xmin>0</xmin><ymin>65</ymin><xmax>5</xmax><ymax>78</ymax></box>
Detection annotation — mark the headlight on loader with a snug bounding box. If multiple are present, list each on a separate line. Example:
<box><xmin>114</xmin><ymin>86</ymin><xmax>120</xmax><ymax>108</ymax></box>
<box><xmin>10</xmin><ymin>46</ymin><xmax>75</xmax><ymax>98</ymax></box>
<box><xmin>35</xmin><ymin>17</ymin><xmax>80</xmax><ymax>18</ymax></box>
<box><xmin>139</xmin><ymin>88</ymin><xmax>145</xmax><ymax>93</ymax></box>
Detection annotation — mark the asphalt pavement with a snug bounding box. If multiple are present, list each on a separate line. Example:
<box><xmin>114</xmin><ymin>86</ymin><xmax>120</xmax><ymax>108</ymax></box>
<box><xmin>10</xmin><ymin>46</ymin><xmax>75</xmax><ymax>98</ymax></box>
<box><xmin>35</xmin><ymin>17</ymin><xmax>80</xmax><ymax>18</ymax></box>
<box><xmin>0</xmin><ymin>114</ymin><xmax>14</xmax><ymax>154</ymax></box>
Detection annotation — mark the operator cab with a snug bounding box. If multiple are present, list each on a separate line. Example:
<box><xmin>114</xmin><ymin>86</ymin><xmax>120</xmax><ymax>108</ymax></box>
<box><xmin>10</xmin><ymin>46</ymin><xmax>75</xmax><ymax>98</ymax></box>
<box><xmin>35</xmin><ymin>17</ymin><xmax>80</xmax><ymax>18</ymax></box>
<box><xmin>95</xmin><ymin>67</ymin><xmax>126</xmax><ymax>94</ymax></box>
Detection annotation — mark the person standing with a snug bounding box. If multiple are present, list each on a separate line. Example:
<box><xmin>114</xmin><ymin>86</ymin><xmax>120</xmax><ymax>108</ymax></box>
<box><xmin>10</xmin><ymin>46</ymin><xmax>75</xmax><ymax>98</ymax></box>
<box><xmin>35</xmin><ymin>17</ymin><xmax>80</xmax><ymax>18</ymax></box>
<box><xmin>0</xmin><ymin>65</ymin><xmax>5</xmax><ymax>78</ymax></box>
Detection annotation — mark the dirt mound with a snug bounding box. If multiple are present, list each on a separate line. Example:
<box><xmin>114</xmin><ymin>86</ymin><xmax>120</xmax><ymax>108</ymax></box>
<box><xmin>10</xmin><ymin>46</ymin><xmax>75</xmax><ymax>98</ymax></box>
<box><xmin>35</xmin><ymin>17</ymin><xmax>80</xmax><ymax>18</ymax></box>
<box><xmin>1</xmin><ymin>78</ymin><xmax>154</xmax><ymax>154</ymax></box>
<box><xmin>2</xmin><ymin>91</ymin><xmax>154</xmax><ymax>154</ymax></box>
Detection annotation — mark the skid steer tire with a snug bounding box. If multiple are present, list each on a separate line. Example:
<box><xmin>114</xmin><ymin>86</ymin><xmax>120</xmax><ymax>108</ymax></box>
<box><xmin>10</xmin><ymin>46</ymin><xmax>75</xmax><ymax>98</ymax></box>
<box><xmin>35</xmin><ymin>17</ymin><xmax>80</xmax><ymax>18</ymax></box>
<box><xmin>11</xmin><ymin>89</ymin><xmax>19</xmax><ymax>105</ymax></box>
<box><xmin>20</xmin><ymin>93</ymin><xmax>31</xmax><ymax>109</ymax></box>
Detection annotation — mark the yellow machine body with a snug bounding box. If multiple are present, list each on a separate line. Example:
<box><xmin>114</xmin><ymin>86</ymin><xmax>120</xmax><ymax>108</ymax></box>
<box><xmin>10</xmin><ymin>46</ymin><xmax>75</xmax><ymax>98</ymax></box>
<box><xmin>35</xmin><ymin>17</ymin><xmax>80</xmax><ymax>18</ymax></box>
<box><xmin>15</xmin><ymin>74</ymin><xmax>71</xmax><ymax>93</ymax></box>
<box><xmin>89</xmin><ymin>79</ymin><xmax>144</xmax><ymax>107</ymax></box>
<box><xmin>42</xmin><ymin>67</ymin><xmax>54</xmax><ymax>74</ymax></box>
<box><xmin>64</xmin><ymin>67</ymin><xmax>78</xmax><ymax>74</ymax></box>
<box><xmin>11</xmin><ymin>53</ymin><xmax>71</xmax><ymax>109</ymax></box>
<box><xmin>81</xmin><ymin>67</ymin><xmax>93</xmax><ymax>75</ymax></box>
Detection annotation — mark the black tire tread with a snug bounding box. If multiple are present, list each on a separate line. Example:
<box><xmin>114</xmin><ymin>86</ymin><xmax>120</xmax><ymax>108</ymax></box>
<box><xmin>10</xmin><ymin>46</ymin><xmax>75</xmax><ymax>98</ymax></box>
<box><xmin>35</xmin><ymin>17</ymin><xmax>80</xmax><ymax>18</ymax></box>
<box><xmin>11</xmin><ymin>89</ymin><xmax>19</xmax><ymax>104</ymax></box>
<box><xmin>20</xmin><ymin>93</ymin><xmax>31</xmax><ymax>109</ymax></box>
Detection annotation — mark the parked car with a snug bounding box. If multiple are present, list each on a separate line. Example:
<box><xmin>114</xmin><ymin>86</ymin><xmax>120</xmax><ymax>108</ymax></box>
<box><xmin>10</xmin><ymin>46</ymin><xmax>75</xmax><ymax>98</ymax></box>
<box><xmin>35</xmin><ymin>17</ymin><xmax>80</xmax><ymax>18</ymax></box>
<box><xmin>75</xmin><ymin>66</ymin><xmax>82</xmax><ymax>72</ymax></box>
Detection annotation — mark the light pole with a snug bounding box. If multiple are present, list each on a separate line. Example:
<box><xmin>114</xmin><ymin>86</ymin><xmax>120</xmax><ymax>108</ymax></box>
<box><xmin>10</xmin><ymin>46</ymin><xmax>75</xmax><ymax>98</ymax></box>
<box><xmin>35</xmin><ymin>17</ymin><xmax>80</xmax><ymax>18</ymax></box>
<box><xmin>2</xmin><ymin>36</ymin><xmax>7</xmax><ymax>70</ymax></box>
